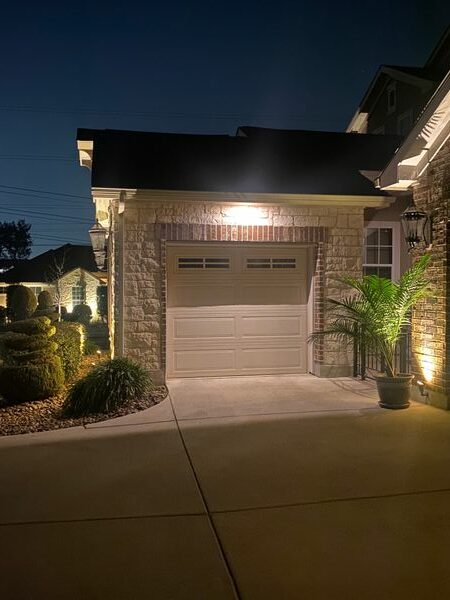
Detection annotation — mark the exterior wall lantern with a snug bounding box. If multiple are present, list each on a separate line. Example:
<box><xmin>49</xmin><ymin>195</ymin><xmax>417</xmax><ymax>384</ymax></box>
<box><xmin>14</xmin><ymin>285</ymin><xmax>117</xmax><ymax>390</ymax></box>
<box><xmin>400</xmin><ymin>203</ymin><xmax>430</xmax><ymax>250</ymax></box>
<box><xmin>89</xmin><ymin>220</ymin><xmax>107</xmax><ymax>270</ymax></box>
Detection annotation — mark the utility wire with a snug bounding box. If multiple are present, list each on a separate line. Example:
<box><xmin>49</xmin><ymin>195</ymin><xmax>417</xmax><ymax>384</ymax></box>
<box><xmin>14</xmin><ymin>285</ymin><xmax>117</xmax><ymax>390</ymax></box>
<box><xmin>0</xmin><ymin>184</ymin><xmax>92</xmax><ymax>201</ymax></box>
<box><xmin>0</xmin><ymin>207</ymin><xmax>92</xmax><ymax>223</ymax></box>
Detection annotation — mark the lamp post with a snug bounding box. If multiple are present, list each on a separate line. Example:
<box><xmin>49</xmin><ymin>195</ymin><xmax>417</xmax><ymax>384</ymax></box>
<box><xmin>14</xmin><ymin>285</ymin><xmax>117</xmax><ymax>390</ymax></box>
<box><xmin>89</xmin><ymin>220</ymin><xmax>107</xmax><ymax>270</ymax></box>
<box><xmin>400</xmin><ymin>204</ymin><xmax>429</xmax><ymax>250</ymax></box>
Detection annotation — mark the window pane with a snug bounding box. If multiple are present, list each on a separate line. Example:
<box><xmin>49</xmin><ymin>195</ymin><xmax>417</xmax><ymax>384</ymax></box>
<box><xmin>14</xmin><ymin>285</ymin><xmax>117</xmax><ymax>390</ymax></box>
<box><xmin>379</xmin><ymin>247</ymin><xmax>392</xmax><ymax>264</ymax></box>
<box><xmin>363</xmin><ymin>266</ymin><xmax>378</xmax><ymax>276</ymax></box>
<box><xmin>379</xmin><ymin>228</ymin><xmax>392</xmax><ymax>245</ymax></box>
<box><xmin>365</xmin><ymin>229</ymin><xmax>378</xmax><ymax>245</ymax></box>
<box><xmin>378</xmin><ymin>267</ymin><xmax>392</xmax><ymax>279</ymax></box>
<box><xmin>366</xmin><ymin>247</ymin><xmax>378</xmax><ymax>264</ymax></box>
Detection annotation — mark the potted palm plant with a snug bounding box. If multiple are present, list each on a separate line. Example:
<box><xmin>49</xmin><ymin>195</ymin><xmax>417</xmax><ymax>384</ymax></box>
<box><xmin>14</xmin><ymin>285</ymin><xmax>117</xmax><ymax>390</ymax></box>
<box><xmin>310</xmin><ymin>254</ymin><xmax>432</xmax><ymax>409</ymax></box>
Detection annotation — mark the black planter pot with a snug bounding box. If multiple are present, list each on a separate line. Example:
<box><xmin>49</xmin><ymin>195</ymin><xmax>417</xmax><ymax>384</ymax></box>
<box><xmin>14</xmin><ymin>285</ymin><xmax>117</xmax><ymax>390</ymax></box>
<box><xmin>375</xmin><ymin>374</ymin><xmax>413</xmax><ymax>409</ymax></box>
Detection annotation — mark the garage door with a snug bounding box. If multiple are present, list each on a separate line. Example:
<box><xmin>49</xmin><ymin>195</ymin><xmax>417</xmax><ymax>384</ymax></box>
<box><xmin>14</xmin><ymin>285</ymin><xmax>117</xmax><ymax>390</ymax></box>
<box><xmin>166</xmin><ymin>244</ymin><xmax>309</xmax><ymax>378</ymax></box>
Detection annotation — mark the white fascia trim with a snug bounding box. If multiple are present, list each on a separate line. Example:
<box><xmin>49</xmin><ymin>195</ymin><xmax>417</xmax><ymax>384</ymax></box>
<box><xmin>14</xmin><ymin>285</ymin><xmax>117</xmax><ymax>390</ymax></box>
<box><xmin>346</xmin><ymin>111</ymin><xmax>369</xmax><ymax>133</ymax></box>
<box><xmin>379</xmin><ymin>70</ymin><xmax>450</xmax><ymax>190</ymax></box>
<box><xmin>105</xmin><ymin>188</ymin><xmax>393</xmax><ymax>208</ymax></box>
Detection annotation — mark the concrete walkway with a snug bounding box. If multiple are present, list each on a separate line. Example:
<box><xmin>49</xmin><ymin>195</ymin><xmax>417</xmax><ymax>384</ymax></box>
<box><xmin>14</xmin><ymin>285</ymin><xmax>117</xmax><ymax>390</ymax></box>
<box><xmin>1</xmin><ymin>375</ymin><xmax>450</xmax><ymax>598</ymax></box>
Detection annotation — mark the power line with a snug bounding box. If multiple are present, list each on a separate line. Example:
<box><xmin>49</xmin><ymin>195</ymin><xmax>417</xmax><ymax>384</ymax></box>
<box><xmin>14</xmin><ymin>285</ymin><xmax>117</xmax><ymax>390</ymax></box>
<box><xmin>0</xmin><ymin>155</ymin><xmax>75</xmax><ymax>162</ymax></box>
<box><xmin>0</xmin><ymin>189</ymin><xmax>90</xmax><ymax>207</ymax></box>
<box><xmin>0</xmin><ymin>184</ymin><xmax>92</xmax><ymax>201</ymax></box>
<box><xmin>0</xmin><ymin>206</ymin><xmax>92</xmax><ymax>223</ymax></box>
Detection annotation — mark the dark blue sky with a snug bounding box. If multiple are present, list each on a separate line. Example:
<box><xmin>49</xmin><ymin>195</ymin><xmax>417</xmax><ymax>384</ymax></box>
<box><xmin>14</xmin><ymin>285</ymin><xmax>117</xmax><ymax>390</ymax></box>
<box><xmin>1</xmin><ymin>1</ymin><xmax>449</xmax><ymax>255</ymax></box>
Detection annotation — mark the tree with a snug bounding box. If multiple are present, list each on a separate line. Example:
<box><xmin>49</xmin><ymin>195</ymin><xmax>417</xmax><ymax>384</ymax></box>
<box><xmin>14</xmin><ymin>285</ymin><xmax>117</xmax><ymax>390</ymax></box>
<box><xmin>0</xmin><ymin>220</ymin><xmax>32</xmax><ymax>260</ymax></box>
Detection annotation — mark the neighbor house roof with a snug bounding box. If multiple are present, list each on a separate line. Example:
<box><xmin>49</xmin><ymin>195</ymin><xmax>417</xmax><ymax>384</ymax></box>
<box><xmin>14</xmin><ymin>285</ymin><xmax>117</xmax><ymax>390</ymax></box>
<box><xmin>4</xmin><ymin>244</ymin><xmax>98</xmax><ymax>283</ymax></box>
<box><xmin>77</xmin><ymin>127</ymin><xmax>402</xmax><ymax>197</ymax></box>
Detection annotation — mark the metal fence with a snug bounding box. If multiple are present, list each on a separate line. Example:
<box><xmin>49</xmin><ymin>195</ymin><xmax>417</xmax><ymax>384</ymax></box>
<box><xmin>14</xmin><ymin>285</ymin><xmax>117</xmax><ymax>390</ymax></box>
<box><xmin>353</xmin><ymin>327</ymin><xmax>411</xmax><ymax>380</ymax></box>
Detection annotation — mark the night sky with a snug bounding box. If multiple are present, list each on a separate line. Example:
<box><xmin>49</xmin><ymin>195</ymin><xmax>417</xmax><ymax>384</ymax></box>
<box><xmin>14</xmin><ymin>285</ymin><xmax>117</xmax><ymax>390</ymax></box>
<box><xmin>1</xmin><ymin>1</ymin><xmax>449</xmax><ymax>255</ymax></box>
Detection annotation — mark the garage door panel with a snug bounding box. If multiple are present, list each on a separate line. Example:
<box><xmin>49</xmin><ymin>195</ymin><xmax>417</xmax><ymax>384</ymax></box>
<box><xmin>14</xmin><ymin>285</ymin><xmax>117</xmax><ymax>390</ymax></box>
<box><xmin>170</xmin><ymin>284</ymin><xmax>236</xmax><ymax>307</ymax></box>
<box><xmin>238</xmin><ymin>284</ymin><xmax>304</xmax><ymax>305</ymax></box>
<box><xmin>240</xmin><ymin>314</ymin><xmax>304</xmax><ymax>338</ymax></box>
<box><xmin>173</xmin><ymin>317</ymin><xmax>235</xmax><ymax>339</ymax></box>
<box><xmin>172</xmin><ymin>349</ymin><xmax>236</xmax><ymax>373</ymax></box>
<box><xmin>239</xmin><ymin>347</ymin><xmax>305</xmax><ymax>370</ymax></box>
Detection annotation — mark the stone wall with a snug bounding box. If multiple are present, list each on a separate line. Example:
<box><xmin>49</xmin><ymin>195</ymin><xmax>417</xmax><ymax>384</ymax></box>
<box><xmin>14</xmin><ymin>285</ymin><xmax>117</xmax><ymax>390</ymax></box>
<box><xmin>58</xmin><ymin>268</ymin><xmax>102</xmax><ymax>318</ymax></box>
<box><xmin>412</xmin><ymin>139</ymin><xmax>450</xmax><ymax>409</ymax></box>
<box><xmin>113</xmin><ymin>201</ymin><xmax>364</xmax><ymax>382</ymax></box>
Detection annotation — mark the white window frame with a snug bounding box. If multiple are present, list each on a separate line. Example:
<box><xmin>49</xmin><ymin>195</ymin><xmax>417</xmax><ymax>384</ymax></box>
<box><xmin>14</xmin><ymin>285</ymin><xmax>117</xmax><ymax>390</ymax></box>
<box><xmin>72</xmin><ymin>285</ymin><xmax>86</xmax><ymax>306</ymax></box>
<box><xmin>363</xmin><ymin>221</ymin><xmax>400</xmax><ymax>281</ymax></box>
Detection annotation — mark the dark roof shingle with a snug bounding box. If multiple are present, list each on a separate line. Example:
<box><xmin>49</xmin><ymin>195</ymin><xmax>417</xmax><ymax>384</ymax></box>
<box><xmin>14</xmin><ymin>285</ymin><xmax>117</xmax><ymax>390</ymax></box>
<box><xmin>78</xmin><ymin>126</ymin><xmax>402</xmax><ymax>197</ymax></box>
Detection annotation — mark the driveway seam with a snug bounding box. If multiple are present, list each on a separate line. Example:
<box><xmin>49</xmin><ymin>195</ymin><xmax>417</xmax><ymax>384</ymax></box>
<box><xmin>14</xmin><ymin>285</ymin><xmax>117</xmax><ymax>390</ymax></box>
<box><xmin>168</xmin><ymin>391</ymin><xmax>241</xmax><ymax>600</ymax></box>
<box><xmin>211</xmin><ymin>486</ymin><xmax>450</xmax><ymax>514</ymax></box>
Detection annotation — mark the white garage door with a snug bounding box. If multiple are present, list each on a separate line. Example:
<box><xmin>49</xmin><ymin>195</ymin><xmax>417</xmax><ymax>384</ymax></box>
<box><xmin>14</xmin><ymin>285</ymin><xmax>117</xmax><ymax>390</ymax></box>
<box><xmin>166</xmin><ymin>244</ymin><xmax>309</xmax><ymax>378</ymax></box>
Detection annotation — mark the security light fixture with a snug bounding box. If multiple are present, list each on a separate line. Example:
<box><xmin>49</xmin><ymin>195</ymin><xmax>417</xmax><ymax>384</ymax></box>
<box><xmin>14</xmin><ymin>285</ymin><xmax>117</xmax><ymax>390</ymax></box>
<box><xmin>89</xmin><ymin>220</ymin><xmax>107</xmax><ymax>270</ymax></box>
<box><xmin>400</xmin><ymin>203</ymin><xmax>429</xmax><ymax>250</ymax></box>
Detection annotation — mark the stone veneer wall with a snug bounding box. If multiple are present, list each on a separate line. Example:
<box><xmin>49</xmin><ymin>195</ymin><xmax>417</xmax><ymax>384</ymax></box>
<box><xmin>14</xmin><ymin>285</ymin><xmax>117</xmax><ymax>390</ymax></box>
<box><xmin>412</xmin><ymin>139</ymin><xmax>450</xmax><ymax>409</ymax></box>
<box><xmin>58</xmin><ymin>268</ymin><xmax>102</xmax><ymax>318</ymax></box>
<box><xmin>111</xmin><ymin>202</ymin><xmax>364</xmax><ymax>382</ymax></box>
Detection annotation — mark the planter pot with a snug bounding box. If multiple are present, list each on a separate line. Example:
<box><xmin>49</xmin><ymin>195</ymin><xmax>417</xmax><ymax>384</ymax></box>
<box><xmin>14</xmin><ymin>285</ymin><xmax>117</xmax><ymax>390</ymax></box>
<box><xmin>375</xmin><ymin>374</ymin><xmax>413</xmax><ymax>409</ymax></box>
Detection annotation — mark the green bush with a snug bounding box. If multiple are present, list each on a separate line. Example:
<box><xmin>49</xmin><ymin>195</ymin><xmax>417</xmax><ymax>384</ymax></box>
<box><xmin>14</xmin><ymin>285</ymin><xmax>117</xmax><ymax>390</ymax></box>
<box><xmin>0</xmin><ymin>316</ymin><xmax>65</xmax><ymax>403</ymax></box>
<box><xmin>0</xmin><ymin>306</ymin><xmax>7</xmax><ymax>326</ymax></box>
<box><xmin>54</xmin><ymin>322</ymin><xmax>84</xmax><ymax>381</ymax></box>
<box><xmin>11</xmin><ymin>316</ymin><xmax>53</xmax><ymax>336</ymax></box>
<box><xmin>84</xmin><ymin>339</ymin><xmax>100</xmax><ymax>355</ymax></box>
<box><xmin>9</xmin><ymin>285</ymin><xmax>37</xmax><ymax>321</ymax></box>
<box><xmin>71</xmin><ymin>303</ymin><xmax>92</xmax><ymax>326</ymax></box>
<box><xmin>37</xmin><ymin>290</ymin><xmax>53</xmax><ymax>309</ymax></box>
<box><xmin>97</xmin><ymin>286</ymin><xmax>107</xmax><ymax>320</ymax></box>
<box><xmin>6</xmin><ymin>285</ymin><xmax>21</xmax><ymax>320</ymax></box>
<box><xmin>63</xmin><ymin>358</ymin><xmax>152</xmax><ymax>417</ymax></box>
<box><xmin>0</xmin><ymin>358</ymin><xmax>64</xmax><ymax>403</ymax></box>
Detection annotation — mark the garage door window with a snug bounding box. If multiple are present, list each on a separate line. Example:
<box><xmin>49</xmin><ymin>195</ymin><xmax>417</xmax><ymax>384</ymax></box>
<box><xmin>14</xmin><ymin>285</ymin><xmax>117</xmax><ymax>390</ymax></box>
<box><xmin>246</xmin><ymin>257</ymin><xmax>296</xmax><ymax>269</ymax></box>
<box><xmin>177</xmin><ymin>257</ymin><xmax>230</xmax><ymax>269</ymax></box>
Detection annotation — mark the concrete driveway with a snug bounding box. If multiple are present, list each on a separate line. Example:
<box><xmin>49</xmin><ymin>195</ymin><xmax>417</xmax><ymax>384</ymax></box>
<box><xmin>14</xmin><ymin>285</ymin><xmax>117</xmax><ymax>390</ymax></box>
<box><xmin>1</xmin><ymin>375</ymin><xmax>450</xmax><ymax>599</ymax></box>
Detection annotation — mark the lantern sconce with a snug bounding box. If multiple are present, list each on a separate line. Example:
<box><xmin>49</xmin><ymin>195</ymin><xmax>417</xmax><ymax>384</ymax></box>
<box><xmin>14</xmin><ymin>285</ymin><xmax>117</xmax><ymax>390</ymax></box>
<box><xmin>89</xmin><ymin>220</ymin><xmax>107</xmax><ymax>270</ymax></box>
<box><xmin>400</xmin><ymin>203</ymin><xmax>432</xmax><ymax>251</ymax></box>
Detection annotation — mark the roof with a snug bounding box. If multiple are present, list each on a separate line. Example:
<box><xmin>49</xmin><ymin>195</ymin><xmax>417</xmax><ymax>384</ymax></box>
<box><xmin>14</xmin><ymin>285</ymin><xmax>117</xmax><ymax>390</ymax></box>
<box><xmin>4</xmin><ymin>244</ymin><xmax>99</xmax><ymax>283</ymax></box>
<box><xmin>78</xmin><ymin>127</ymin><xmax>402</xmax><ymax>197</ymax></box>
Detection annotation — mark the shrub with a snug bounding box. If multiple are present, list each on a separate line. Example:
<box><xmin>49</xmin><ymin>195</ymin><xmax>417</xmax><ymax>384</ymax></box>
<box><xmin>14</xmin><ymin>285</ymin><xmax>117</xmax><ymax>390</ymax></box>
<box><xmin>71</xmin><ymin>303</ymin><xmax>92</xmax><ymax>326</ymax></box>
<box><xmin>0</xmin><ymin>306</ymin><xmax>7</xmax><ymax>326</ymax></box>
<box><xmin>0</xmin><ymin>358</ymin><xmax>64</xmax><ymax>403</ymax></box>
<box><xmin>63</xmin><ymin>358</ymin><xmax>152</xmax><ymax>417</ymax></box>
<box><xmin>9</xmin><ymin>285</ymin><xmax>37</xmax><ymax>321</ymax></box>
<box><xmin>6</xmin><ymin>285</ymin><xmax>21</xmax><ymax>319</ymax></box>
<box><xmin>84</xmin><ymin>339</ymin><xmax>99</xmax><ymax>355</ymax></box>
<box><xmin>54</xmin><ymin>322</ymin><xmax>84</xmax><ymax>381</ymax></box>
<box><xmin>11</xmin><ymin>316</ymin><xmax>53</xmax><ymax>336</ymax></box>
<box><xmin>37</xmin><ymin>290</ymin><xmax>53</xmax><ymax>309</ymax></box>
<box><xmin>97</xmin><ymin>286</ymin><xmax>107</xmax><ymax>321</ymax></box>
<box><xmin>0</xmin><ymin>316</ymin><xmax>64</xmax><ymax>403</ymax></box>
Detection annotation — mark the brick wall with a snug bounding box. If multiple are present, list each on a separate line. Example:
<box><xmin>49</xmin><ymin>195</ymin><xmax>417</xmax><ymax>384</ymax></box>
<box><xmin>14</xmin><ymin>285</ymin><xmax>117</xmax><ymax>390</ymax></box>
<box><xmin>412</xmin><ymin>139</ymin><xmax>450</xmax><ymax>408</ymax></box>
<box><xmin>111</xmin><ymin>201</ymin><xmax>364</xmax><ymax>382</ymax></box>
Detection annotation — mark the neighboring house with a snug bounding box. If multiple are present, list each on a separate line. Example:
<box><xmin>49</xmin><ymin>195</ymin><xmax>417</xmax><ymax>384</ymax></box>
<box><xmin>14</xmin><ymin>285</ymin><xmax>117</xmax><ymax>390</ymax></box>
<box><xmin>77</xmin><ymin>126</ymin><xmax>401</xmax><ymax>383</ymax></box>
<box><xmin>347</xmin><ymin>26</ymin><xmax>450</xmax><ymax>136</ymax></box>
<box><xmin>1</xmin><ymin>244</ymin><xmax>107</xmax><ymax>318</ymax></box>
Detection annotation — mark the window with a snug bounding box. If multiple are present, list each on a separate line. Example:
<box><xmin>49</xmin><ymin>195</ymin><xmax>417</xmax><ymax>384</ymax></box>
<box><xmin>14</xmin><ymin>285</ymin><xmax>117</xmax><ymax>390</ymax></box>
<box><xmin>246</xmin><ymin>257</ymin><xmax>296</xmax><ymax>269</ymax></box>
<box><xmin>72</xmin><ymin>285</ymin><xmax>86</xmax><ymax>306</ymax></box>
<box><xmin>364</xmin><ymin>227</ymin><xmax>392</xmax><ymax>279</ymax></box>
<box><xmin>0</xmin><ymin>286</ymin><xmax>8</xmax><ymax>294</ymax></box>
<box><xmin>363</xmin><ymin>225</ymin><xmax>398</xmax><ymax>280</ymax></box>
<box><xmin>177</xmin><ymin>257</ymin><xmax>230</xmax><ymax>269</ymax></box>
<box><xmin>387</xmin><ymin>83</ymin><xmax>397</xmax><ymax>114</ymax></box>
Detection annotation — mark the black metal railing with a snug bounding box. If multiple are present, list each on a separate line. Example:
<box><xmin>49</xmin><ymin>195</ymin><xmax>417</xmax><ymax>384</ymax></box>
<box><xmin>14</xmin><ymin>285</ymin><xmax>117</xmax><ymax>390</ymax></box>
<box><xmin>353</xmin><ymin>326</ymin><xmax>411</xmax><ymax>380</ymax></box>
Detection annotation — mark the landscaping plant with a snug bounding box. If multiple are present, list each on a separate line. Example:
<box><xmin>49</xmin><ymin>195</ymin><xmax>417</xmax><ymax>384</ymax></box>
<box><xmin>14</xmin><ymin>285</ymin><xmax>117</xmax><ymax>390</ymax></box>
<box><xmin>71</xmin><ymin>303</ymin><xmax>92</xmax><ymax>326</ymax></box>
<box><xmin>8</xmin><ymin>285</ymin><xmax>37</xmax><ymax>321</ymax></box>
<box><xmin>0</xmin><ymin>316</ymin><xmax>64</xmax><ymax>403</ymax></box>
<box><xmin>53</xmin><ymin>322</ymin><xmax>85</xmax><ymax>381</ymax></box>
<box><xmin>63</xmin><ymin>357</ymin><xmax>152</xmax><ymax>417</ymax></box>
<box><xmin>310</xmin><ymin>254</ymin><xmax>432</xmax><ymax>378</ymax></box>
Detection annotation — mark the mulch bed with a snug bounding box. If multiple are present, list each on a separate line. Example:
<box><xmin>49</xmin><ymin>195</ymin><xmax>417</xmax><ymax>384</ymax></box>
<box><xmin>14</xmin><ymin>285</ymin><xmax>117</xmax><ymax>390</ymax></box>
<box><xmin>0</xmin><ymin>358</ymin><xmax>168</xmax><ymax>437</ymax></box>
